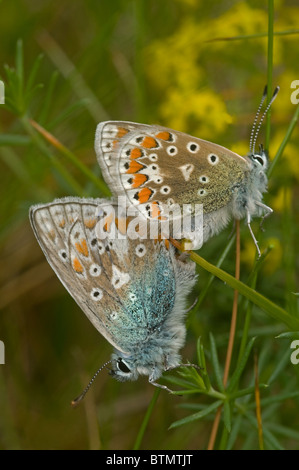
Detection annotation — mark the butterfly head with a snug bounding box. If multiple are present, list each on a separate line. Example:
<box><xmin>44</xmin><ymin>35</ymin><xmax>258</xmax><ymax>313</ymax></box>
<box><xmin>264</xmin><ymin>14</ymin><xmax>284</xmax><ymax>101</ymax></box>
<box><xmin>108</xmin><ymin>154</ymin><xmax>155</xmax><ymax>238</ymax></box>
<box><xmin>246</xmin><ymin>144</ymin><xmax>269</xmax><ymax>191</ymax></box>
<box><xmin>248</xmin><ymin>144</ymin><xmax>268</xmax><ymax>170</ymax></box>
<box><xmin>109</xmin><ymin>323</ymin><xmax>187</xmax><ymax>383</ymax></box>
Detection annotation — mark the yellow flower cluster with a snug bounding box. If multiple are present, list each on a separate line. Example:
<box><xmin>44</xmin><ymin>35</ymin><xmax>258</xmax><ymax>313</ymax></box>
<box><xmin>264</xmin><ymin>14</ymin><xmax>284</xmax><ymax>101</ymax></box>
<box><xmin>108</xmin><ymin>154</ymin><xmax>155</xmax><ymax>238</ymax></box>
<box><xmin>145</xmin><ymin>3</ymin><xmax>269</xmax><ymax>137</ymax></box>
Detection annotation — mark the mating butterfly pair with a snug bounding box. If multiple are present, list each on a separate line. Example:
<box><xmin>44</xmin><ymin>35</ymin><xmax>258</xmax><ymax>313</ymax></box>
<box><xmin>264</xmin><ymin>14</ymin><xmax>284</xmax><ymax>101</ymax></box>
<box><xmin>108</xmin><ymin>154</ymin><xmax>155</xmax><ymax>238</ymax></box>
<box><xmin>31</xmin><ymin>90</ymin><xmax>275</xmax><ymax>396</ymax></box>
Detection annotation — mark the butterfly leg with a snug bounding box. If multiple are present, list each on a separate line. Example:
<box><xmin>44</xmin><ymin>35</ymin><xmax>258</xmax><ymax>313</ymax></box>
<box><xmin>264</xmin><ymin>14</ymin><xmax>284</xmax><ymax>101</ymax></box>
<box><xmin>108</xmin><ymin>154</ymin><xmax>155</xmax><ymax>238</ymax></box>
<box><xmin>149</xmin><ymin>379</ymin><xmax>176</xmax><ymax>394</ymax></box>
<box><xmin>255</xmin><ymin>201</ymin><xmax>273</xmax><ymax>232</ymax></box>
<box><xmin>247</xmin><ymin>211</ymin><xmax>261</xmax><ymax>257</ymax></box>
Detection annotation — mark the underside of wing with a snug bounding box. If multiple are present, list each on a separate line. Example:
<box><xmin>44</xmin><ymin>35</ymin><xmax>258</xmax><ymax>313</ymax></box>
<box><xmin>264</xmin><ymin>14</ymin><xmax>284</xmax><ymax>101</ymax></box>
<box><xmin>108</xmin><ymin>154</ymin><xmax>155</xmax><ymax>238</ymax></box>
<box><xmin>30</xmin><ymin>197</ymin><xmax>134</xmax><ymax>353</ymax></box>
<box><xmin>95</xmin><ymin>121</ymin><xmax>249</xmax><ymax>219</ymax></box>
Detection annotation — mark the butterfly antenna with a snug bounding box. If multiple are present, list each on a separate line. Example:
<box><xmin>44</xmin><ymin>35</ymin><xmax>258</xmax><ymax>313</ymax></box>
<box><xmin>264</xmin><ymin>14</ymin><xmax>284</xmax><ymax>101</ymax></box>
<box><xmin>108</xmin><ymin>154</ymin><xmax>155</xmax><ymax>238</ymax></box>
<box><xmin>71</xmin><ymin>360</ymin><xmax>112</xmax><ymax>407</ymax></box>
<box><xmin>252</xmin><ymin>86</ymin><xmax>280</xmax><ymax>155</ymax></box>
<box><xmin>249</xmin><ymin>85</ymin><xmax>268</xmax><ymax>154</ymax></box>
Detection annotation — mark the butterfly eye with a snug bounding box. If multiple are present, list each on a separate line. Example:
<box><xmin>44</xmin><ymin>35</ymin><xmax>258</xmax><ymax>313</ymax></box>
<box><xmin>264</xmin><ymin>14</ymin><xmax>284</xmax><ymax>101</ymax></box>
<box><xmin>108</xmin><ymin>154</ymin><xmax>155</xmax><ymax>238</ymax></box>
<box><xmin>252</xmin><ymin>154</ymin><xmax>266</xmax><ymax>166</ymax></box>
<box><xmin>117</xmin><ymin>358</ymin><xmax>131</xmax><ymax>374</ymax></box>
<box><xmin>187</xmin><ymin>142</ymin><xmax>200</xmax><ymax>153</ymax></box>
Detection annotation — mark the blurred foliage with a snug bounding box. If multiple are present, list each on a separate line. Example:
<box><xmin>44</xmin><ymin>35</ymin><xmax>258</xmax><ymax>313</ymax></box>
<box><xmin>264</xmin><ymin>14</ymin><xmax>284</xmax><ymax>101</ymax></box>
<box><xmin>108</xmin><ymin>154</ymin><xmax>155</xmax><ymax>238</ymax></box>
<box><xmin>0</xmin><ymin>0</ymin><xmax>299</xmax><ymax>450</ymax></box>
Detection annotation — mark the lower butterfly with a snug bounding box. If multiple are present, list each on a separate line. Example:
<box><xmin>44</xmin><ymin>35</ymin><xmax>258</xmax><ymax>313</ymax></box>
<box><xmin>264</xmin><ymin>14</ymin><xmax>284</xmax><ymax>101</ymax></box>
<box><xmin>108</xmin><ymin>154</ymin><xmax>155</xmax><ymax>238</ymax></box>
<box><xmin>29</xmin><ymin>197</ymin><xmax>197</xmax><ymax>400</ymax></box>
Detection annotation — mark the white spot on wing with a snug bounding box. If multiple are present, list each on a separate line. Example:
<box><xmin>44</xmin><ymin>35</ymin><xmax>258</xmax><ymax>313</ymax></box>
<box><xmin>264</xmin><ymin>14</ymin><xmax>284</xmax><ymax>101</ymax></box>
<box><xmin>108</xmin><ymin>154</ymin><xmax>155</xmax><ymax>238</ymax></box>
<box><xmin>90</xmin><ymin>288</ymin><xmax>103</xmax><ymax>301</ymax></box>
<box><xmin>111</xmin><ymin>265</ymin><xmax>131</xmax><ymax>289</ymax></box>
<box><xmin>179</xmin><ymin>163</ymin><xmax>194</xmax><ymax>181</ymax></box>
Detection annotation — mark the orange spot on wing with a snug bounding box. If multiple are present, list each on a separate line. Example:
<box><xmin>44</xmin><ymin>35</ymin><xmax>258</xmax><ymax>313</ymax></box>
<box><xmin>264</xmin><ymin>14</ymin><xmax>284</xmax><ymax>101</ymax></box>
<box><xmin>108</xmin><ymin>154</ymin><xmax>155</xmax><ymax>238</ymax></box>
<box><xmin>130</xmin><ymin>148</ymin><xmax>143</xmax><ymax>159</ymax></box>
<box><xmin>112</xmin><ymin>140</ymin><xmax>118</xmax><ymax>149</ymax></box>
<box><xmin>136</xmin><ymin>187</ymin><xmax>153</xmax><ymax>203</ymax></box>
<box><xmin>75</xmin><ymin>239</ymin><xmax>89</xmax><ymax>257</ymax></box>
<box><xmin>141</xmin><ymin>136</ymin><xmax>158</xmax><ymax>149</ymax></box>
<box><xmin>126</xmin><ymin>161</ymin><xmax>145</xmax><ymax>174</ymax></box>
<box><xmin>47</xmin><ymin>230</ymin><xmax>56</xmax><ymax>241</ymax></box>
<box><xmin>151</xmin><ymin>202</ymin><xmax>161</xmax><ymax>218</ymax></box>
<box><xmin>73</xmin><ymin>257</ymin><xmax>84</xmax><ymax>273</ymax></box>
<box><xmin>132</xmin><ymin>174</ymin><xmax>148</xmax><ymax>188</ymax></box>
<box><xmin>103</xmin><ymin>214</ymin><xmax>114</xmax><ymax>233</ymax></box>
<box><xmin>84</xmin><ymin>218</ymin><xmax>96</xmax><ymax>229</ymax></box>
<box><xmin>59</xmin><ymin>219</ymin><xmax>65</xmax><ymax>228</ymax></box>
<box><xmin>155</xmin><ymin>131</ymin><xmax>171</xmax><ymax>141</ymax></box>
<box><xmin>115</xmin><ymin>217</ymin><xmax>129</xmax><ymax>235</ymax></box>
<box><xmin>117</xmin><ymin>127</ymin><xmax>129</xmax><ymax>138</ymax></box>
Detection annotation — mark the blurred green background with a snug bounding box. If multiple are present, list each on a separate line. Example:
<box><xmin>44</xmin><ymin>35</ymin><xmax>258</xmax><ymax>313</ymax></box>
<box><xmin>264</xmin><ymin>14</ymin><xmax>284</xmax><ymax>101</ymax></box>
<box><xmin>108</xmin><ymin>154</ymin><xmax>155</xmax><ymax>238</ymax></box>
<box><xmin>0</xmin><ymin>0</ymin><xmax>298</xmax><ymax>450</ymax></box>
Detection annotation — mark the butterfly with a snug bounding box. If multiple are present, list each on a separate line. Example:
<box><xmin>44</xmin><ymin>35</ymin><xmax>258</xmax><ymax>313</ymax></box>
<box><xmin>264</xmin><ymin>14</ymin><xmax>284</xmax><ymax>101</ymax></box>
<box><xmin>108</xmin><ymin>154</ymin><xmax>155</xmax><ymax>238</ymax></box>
<box><xmin>95</xmin><ymin>88</ymin><xmax>278</xmax><ymax>255</ymax></box>
<box><xmin>29</xmin><ymin>197</ymin><xmax>197</xmax><ymax>398</ymax></box>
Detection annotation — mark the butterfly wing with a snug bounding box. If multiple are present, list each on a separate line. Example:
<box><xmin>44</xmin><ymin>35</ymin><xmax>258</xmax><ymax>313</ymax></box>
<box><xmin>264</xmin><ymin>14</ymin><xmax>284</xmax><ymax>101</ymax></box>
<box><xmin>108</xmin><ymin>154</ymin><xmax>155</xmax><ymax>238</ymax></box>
<box><xmin>30</xmin><ymin>197</ymin><xmax>195</xmax><ymax>355</ymax></box>
<box><xmin>30</xmin><ymin>197</ymin><xmax>127</xmax><ymax>352</ymax></box>
<box><xmin>95</xmin><ymin>121</ymin><xmax>249</xmax><ymax>217</ymax></box>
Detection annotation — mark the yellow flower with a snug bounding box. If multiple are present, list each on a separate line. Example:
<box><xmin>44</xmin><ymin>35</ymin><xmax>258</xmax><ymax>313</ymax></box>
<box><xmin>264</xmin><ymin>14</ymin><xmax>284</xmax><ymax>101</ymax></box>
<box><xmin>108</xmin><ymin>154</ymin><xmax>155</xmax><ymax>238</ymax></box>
<box><xmin>241</xmin><ymin>237</ymin><xmax>283</xmax><ymax>275</ymax></box>
<box><xmin>159</xmin><ymin>88</ymin><xmax>232</xmax><ymax>137</ymax></box>
<box><xmin>271</xmin><ymin>187</ymin><xmax>292</xmax><ymax>213</ymax></box>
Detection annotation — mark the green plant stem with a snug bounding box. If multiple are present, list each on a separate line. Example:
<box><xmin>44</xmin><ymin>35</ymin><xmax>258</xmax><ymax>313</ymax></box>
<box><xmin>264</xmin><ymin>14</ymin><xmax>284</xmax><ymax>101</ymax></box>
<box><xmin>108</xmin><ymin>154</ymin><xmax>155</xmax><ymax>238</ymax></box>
<box><xmin>204</xmin><ymin>29</ymin><xmax>299</xmax><ymax>43</ymax></box>
<box><xmin>20</xmin><ymin>116</ymin><xmax>84</xmax><ymax>195</ymax></box>
<box><xmin>268</xmin><ymin>103</ymin><xmax>299</xmax><ymax>178</ymax></box>
<box><xmin>170</xmin><ymin>239</ymin><xmax>299</xmax><ymax>331</ymax></box>
<box><xmin>26</xmin><ymin>117</ymin><xmax>111</xmax><ymax>196</ymax></box>
<box><xmin>265</xmin><ymin>0</ymin><xmax>274</xmax><ymax>150</ymax></box>
<box><xmin>187</xmin><ymin>235</ymin><xmax>235</xmax><ymax>328</ymax></box>
<box><xmin>133</xmin><ymin>389</ymin><xmax>160</xmax><ymax>450</ymax></box>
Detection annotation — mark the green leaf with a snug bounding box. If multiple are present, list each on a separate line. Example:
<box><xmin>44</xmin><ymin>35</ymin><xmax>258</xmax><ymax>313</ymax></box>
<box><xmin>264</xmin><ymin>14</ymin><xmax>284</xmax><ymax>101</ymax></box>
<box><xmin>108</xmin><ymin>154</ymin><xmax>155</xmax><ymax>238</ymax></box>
<box><xmin>0</xmin><ymin>134</ymin><xmax>30</xmax><ymax>146</ymax></box>
<box><xmin>223</xmin><ymin>401</ymin><xmax>231</xmax><ymax>433</ymax></box>
<box><xmin>197</xmin><ymin>337</ymin><xmax>212</xmax><ymax>390</ymax></box>
<box><xmin>189</xmin><ymin>251</ymin><xmax>299</xmax><ymax>330</ymax></box>
<box><xmin>267</xmin><ymin>346</ymin><xmax>292</xmax><ymax>386</ymax></box>
<box><xmin>227</xmin><ymin>337</ymin><xmax>256</xmax><ymax>393</ymax></box>
<box><xmin>169</xmin><ymin>400</ymin><xmax>222</xmax><ymax>429</ymax></box>
<box><xmin>209</xmin><ymin>333</ymin><xmax>225</xmax><ymax>393</ymax></box>
<box><xmin>275</xmin><ymin>331</ymin><xmax>299</xmax><ymax>340</ymax></box>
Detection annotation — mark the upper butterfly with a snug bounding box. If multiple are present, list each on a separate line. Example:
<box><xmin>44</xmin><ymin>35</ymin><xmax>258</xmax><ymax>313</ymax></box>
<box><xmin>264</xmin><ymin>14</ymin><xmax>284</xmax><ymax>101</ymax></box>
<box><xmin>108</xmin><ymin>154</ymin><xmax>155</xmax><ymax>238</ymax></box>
<box><xmin>29</xmin><ymin>197</ymin><xmax>197</xmax><ymax>395</ymax></box>
<box><xmin>95</xmin><ymin>89</ymin><xmax>277</xmax><ymax>255</ymax></box>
